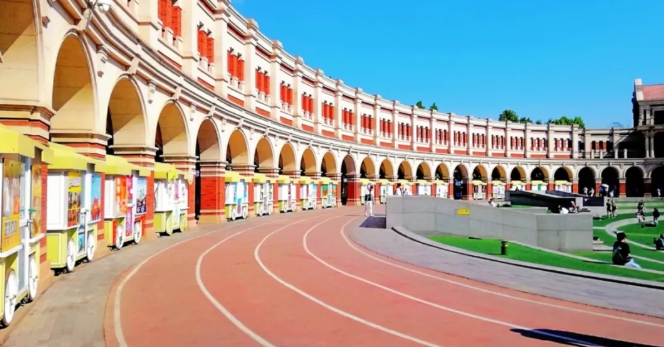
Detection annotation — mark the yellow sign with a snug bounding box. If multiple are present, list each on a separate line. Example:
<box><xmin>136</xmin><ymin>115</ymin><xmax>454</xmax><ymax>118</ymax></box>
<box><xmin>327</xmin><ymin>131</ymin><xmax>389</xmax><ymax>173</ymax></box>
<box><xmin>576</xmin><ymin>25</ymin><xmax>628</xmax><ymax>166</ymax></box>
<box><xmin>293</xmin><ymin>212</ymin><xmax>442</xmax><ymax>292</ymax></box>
<box><xmin>457</xmin><ymin>209</ymin><xmax>470</xmax><ymax>215</ymax></box>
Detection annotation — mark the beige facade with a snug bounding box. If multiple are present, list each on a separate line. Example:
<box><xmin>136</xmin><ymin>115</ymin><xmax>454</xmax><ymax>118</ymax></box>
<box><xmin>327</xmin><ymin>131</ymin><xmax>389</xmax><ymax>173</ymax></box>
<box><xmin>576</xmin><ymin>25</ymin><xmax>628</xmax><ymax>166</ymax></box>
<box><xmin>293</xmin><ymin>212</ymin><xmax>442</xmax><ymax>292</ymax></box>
<box><xmin>0</xmin><ymin>0</ymin><xmax>662</xmax><ymax>197</ymax></box>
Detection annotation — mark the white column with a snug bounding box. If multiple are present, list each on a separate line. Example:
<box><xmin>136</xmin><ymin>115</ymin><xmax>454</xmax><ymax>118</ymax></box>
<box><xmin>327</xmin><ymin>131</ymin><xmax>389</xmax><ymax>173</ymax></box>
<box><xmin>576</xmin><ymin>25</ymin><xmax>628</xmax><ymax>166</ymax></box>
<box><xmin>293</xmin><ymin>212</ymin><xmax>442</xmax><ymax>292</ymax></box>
<box><xmin>645</xmin><ymin>135</ymin><xmax>650</xmax><ymax>158</ymax></box>
<box><xmin>213</xmin><ymin>14</ymin><xmax>229</xmax><ymax>97</ymax></box>
<box><xmin>243</xmin><ymin>25</ymin><xmax>258</xmax><ymax>109</ymax></box>
<box><xmin>650</xmin><ymin>136</ymin><xmax>655</xmax><ymax>158</ymax></box>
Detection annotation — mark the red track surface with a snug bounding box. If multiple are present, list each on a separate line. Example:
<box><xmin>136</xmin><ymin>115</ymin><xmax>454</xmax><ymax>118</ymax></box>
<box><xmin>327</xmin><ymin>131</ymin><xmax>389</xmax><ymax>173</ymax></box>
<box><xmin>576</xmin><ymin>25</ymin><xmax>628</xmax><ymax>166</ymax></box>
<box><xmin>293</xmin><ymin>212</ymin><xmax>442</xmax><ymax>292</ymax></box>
<box><xmin>106</xmin><ymin>207</ymin><xmax>664</xmax><ymax>347</ymax></box>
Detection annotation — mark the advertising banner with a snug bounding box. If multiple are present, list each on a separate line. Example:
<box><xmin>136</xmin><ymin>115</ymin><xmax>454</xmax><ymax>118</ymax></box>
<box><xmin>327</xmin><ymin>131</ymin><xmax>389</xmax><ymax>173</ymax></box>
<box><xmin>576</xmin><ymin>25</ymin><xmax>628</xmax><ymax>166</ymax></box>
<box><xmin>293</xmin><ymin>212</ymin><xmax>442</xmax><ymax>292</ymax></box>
<box><xmin>30</xmin><ymin>164</ymin><xmax>42</xmax><ymax>237</ymax></box>
<box><xmin>2</xmin><ymin>159</ymin><xmax>22</xmax><ymax>252</ymax></box>
<box><xmin>67</xmin><ymin>172</ymin><xmax>82</xmax><ymax>227</ymax></box>
<box><xmin>90</xmin><ymin>173</ymin><xmax>102</xmax><ymax>222</ymax></box>
<box><xmin>136</xmin><ymin>177</ymin><xmax>147</xmax><ymax>214</ymax></box>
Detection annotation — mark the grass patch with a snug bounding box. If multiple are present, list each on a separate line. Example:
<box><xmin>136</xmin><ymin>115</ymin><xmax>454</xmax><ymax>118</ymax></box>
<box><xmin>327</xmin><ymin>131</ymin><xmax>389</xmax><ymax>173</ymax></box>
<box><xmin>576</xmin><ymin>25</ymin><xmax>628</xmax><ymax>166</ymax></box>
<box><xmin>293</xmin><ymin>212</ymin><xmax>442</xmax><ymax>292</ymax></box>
<box><xmin>616</xmin><ymin>222</ymin><xmax>664</xmax><ymax>246</ymax></box>
<box><xmin>617</xmin><ymin>203</ymin><xmax>664</xmax><ymax>210</ymax></box>
<box><xmin>429</xmin><ymin>236</ymin><xmax>664</xmax><ymax>282</ymax></box>
<box><xmin>574</xmin><ymin>250</ymin><xmax>664</xmax><ymax>272</ymax></box>
<box><xmin>592</xmin><ymin>229</ymin><xmax>664</xmax><ymax>263</ymax></box>
<box><xmin>592</xmin><ymin>212</ymin><xmax>652</xmax><ymax>228</ymax></box>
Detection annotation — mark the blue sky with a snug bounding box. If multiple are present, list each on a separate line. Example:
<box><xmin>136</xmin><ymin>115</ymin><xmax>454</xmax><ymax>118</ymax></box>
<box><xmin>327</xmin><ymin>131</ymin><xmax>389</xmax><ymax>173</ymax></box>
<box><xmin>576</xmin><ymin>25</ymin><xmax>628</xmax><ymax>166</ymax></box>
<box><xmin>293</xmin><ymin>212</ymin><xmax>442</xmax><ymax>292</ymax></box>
<box><xmin>234</xmin><ymin>0</ymin><xmax>664</xmax><ymax>128</ymax></box>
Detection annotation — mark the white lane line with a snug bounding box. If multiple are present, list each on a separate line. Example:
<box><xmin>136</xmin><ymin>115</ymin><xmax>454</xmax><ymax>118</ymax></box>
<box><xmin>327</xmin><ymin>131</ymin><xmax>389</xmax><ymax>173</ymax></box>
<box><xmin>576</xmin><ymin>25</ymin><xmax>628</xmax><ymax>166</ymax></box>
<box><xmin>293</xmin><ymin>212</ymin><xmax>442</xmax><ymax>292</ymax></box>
<box><xmin>114</xmin><ymin>217</ymin><xmax>294</xmax><ymax>347</ymax></box>
<box><xmin>195</xmin><ymin>217</ymin><xmax>317</xmax><ymax>347</ymax></box>
<box><xmin>342</xmin><ymin>219</ymin><xmax>664</xmax><ymax>328</ymax></box>
<box><xmin>303</xmin><ymin>219</ymin><xmax>603</xmax><ymax>347</ymax></box>
<box><xmin>254</xmin><ymin>215</ymin><xmax>444</xmax><ymax>347</ymax></box>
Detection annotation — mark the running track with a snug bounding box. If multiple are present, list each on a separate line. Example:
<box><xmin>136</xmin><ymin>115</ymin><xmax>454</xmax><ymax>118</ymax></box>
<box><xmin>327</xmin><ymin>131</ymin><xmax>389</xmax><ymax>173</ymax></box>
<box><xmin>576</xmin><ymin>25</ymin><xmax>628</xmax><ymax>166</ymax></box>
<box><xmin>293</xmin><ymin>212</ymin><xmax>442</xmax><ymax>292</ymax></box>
<box><xmin>105</xmin><ymin>206</ymin><xmax>664</xmax><ymax>347</ymax></box>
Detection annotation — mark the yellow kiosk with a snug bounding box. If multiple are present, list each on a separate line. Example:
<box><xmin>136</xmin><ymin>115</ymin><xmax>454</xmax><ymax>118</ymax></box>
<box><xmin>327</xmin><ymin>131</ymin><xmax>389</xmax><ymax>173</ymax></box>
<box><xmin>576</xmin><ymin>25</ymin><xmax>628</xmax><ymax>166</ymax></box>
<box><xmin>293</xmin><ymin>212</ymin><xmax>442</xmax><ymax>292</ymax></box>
<box><xmin>253</xmin><ymin>173</ymin><xmax>273</xmax><ymax>217</ymax></box>
<box><xmin>320</xmin><ymin>177</ymin><xmax>333</xmax><ymax>208</ymax></box>
<box><xmin>103</xmin><ymin>155</ymin><xmax>151</xmax><ymax>250</ymax></box>
<box><xmin>153</xmin><ymin>163</ymin><xmax>179</xmax><ymax>236</ymax></box>
<box><xmin>331</xmin><ymin>180</ymin><xmax>338</xmax><ymax>207</ymax></box>
<box><xmin>225</xmin><ymin>171</ymin><xmax>249</xmax><ymax>221</ymax></box>
<box><xmin>416</xmin><ymin>180</ymin><xmax>431</xmax><ymax>196</ymax></box>
<box><xmin>397</xmin><ymin>180</ymin><xmax>412</xmax><ymax>195</ymax></box>
<box><xmin>0</xmin><ymin>125</ymin><xmax>52</xmax><ymax>326</ymax></box>
<box><xmin>492</xmin><ymin>181</ymin><xmax>506</xmax><ymax>199</ymax></box>
<box><xmin>378</xmin><ymin>179</ymin><xmax>392</xmax><ymax>204</ymax></box>
<box><xmin>299</xmin><ymin>176</ymin><xmax>316</xmax><ymax>210</ymax></box>
<box><xmin>472</xmin><ymin>180</ymin><xmax>487</xmax><ymax>200</ymax></box>
<box><xmin>434</xmin><ymin>180</ymin><xmax>448</xmax><ymax>198</ymax></box>
<box><xmin>554</xmin><ymin>180</ymin><xmax>572</xmax><ymax>193</ymax></box>
<box><xmin>46</xmin><ymin>143</ymin><xmax>103</xmax><ymax>274</ymax></box>
<box><xmin>531</xmin><ymin>180</ymin><xmax>547</xmax><ymax>191</ymax></box>
<box><xmin>278</xmin><ymin>175</ymin><xmax>296</xmax><ymax>213</ymax></box>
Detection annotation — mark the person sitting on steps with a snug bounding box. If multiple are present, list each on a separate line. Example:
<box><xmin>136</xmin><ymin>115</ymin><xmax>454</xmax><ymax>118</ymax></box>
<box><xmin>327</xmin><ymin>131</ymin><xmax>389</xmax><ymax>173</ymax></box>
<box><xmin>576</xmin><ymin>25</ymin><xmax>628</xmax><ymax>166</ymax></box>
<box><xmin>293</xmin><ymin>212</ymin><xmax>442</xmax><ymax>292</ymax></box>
<box><xmin>612</xmin><ymin>232</ymin><xmax>641</xmax><ymax>268</ymax></box>
<box><xmin>654</xmin><ymin>234</ymin><xmax>664</xmax><ymax>251</ymax></box>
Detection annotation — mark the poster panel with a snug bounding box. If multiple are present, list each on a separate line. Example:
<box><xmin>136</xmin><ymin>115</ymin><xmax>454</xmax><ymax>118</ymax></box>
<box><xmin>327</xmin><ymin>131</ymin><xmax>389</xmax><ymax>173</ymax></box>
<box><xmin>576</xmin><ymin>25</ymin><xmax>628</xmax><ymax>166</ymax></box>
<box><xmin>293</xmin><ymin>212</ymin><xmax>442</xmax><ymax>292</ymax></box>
<box><xmin>30</xmin><ymin>164</ymin><xmax>42</xmax><ymax>237</ymax></box>
<box><xmin>115</xmin><ymin>177</ymin><xmax>127</xmax><ymax>215</ymax></box>
<box><xmin>135</xmin><ymin>177</ymin><xmax>147</xmax><ymax>214</ymax></box>
<box><xmin>90</xmin><ymin>173</ymin><xmax>102</xmax><ymax>222</ymax></box>
<box><xmin>2</xmin><ymin>159</ymin><xmax>22</xmax><ymax>252</ymax></box>
<box><xmin>67</xmin><ymin>172</ymin><xmax>82</xmax><ymax>227</ymax></box>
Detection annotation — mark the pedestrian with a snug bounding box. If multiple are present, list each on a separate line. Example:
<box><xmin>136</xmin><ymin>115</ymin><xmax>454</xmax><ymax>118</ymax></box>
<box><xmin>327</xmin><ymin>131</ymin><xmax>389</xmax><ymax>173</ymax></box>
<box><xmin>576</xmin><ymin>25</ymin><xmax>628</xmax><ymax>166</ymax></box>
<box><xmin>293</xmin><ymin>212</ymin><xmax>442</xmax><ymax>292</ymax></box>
<box><xmin>364</xmin><ymin>184</ymin><xmax>374</xmax><ymax>217</ymax></box>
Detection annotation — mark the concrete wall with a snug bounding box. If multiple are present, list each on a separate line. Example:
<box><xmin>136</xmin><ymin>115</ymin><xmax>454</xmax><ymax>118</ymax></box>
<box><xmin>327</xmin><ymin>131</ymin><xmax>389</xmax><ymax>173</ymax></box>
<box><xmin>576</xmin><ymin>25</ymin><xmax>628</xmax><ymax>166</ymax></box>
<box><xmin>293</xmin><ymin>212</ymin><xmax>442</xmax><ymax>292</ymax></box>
<box><xmin>386</xmin><ymin>196</ymin><xmax>593</xmax><ymax>252</ymax></box>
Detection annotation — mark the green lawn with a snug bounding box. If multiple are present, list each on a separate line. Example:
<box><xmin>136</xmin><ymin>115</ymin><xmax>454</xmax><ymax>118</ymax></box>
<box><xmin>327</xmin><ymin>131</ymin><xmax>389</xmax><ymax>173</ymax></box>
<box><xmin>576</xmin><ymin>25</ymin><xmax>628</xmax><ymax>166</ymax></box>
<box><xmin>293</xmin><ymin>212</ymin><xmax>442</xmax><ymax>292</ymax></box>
<box><xmin>592</xmin><ymin>212</ymin><xmax>652</xmax><ymax>228</ymax></box>
<box><xmin>617</xmin><ymin>203</ymin><xmax>664</xmax><ymax>210</ymax></box>
<box><xmin>429</xmin><ymin>236</ymin><xmax>664</xmax><ymax>283</ymax></box>
<box><xmin>616</xmin><ymin>222</ymin><xmax>664</xmax><ymax>247</ymax></box>
<box><xmin>574</xmin><ymin>249</ymin><xmax>664</xmax><ymax>272</ymax></box>
<box><xmin>592</xmin><ymin>229</ymin><xmax>664</xmax><ymax>263</ymax></box>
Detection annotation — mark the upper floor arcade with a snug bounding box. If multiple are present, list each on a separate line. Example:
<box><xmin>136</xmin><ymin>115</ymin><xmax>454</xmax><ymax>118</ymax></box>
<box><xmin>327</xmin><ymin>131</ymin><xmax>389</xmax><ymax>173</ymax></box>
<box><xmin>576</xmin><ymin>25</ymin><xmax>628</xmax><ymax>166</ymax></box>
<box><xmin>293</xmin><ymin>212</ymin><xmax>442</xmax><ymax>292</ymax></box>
<box><xmin>0</xmin><ymin>0</ymin><xmax>659</xmax><ymax>164</ymax></box>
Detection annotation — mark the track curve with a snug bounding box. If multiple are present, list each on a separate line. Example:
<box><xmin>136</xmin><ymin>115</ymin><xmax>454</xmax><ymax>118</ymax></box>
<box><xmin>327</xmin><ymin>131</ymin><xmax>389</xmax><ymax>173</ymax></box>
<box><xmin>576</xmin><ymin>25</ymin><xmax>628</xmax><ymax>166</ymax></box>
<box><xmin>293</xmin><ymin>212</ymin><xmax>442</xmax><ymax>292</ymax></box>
<box><xmin>108</xmin><ymin>206</ymin><xmax>664</xmax><ymax>347</ymax></box>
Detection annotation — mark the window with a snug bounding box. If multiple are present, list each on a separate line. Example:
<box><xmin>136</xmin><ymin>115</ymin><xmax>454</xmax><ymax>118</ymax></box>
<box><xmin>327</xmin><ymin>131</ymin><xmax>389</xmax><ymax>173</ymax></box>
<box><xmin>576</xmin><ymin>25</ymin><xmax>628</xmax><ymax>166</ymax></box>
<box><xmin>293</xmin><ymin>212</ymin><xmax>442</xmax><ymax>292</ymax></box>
<box><xmin>256</xmin><ymin>70</ymin><xmax>270</xmax><ymax>96</ymax></box>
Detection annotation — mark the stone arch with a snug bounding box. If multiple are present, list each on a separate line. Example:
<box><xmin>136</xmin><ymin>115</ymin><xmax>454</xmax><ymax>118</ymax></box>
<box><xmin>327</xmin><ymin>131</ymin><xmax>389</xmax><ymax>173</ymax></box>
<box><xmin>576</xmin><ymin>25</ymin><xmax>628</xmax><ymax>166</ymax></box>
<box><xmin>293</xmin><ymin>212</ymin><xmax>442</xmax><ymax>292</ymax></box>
<box><xmin>452</xmin><ymin>164</ymin><xmax>468</xmax><ymax>200</ymax></box>
<box><xmin>253</xmin><ymin>137</ymin><xmax>274</xmax><ymax>172</ymax></box>
<box><xmin>379</xmin><ymin>158</ymin><xmax>394</xmax><ymax>179</ymax></box>
<box><xmin>50</xmin><ymin>34</ymin><xmax>97</xmax><ymax>136</ymax></box>
<box><xmin>155</xmin><ymin>102</ymin><xmax>189</xmax><ymax>162</ymax></box>
<box><xmin>226</xmin><ymin>129</ymin><xmax>249</xmax><ymax>169</ymax></box>
<box><xmin>600</xmin><ymin>167</ymin><xmax>620</xmax><ymax>196</ymax></box>
<box><xmin>300</xmin><ymin>147</ymin><xmax>317</xmax><ymax>176</ymax></box>
<box><xmin>278</xmin><ymin>143</ymin><xmax>297</xmax><ymax>174</ymax></box>
<box><xmin>0</xmin><ymin>0</ymin><xmax>40</xmax><ymax>101</ymax></box>
<box><xmin>435</xmin><ymin>163</ymin><xmax>450</xmax><ymax>181</ymax></box>
<box><xmin>359</xmin><ymin>156</ymin><xmax>376</xmax><ymax>179</ymax></box>
<box><xmin>472</xmin><ymin>164</ymin><xmax>487</xmax><ymax>181</ymax></box>
<box><xmin>196</xmin><ymin>119</ymin><xmax>221</xmax><ymax>162</ymax></box>
<box><xmin>577</xmin><ymin>167</ymin><xmax>596</xmax><ymax>194</ymax></box>
<box><xmin>397</xmin><ymin>160</ymin><xmax>413</xmax><ymax>180</ymax></box>
<box><xmin>530</xmin><ymin>167</ymin><xmax>549</xmax><ymax>181</ymax></box>
<box><xmin>320</xmin><ymin>151</ymin><xmax>337</xmax><ymax>177</ymax></box>
<box><xmin>625</xmin><ymin>166</ymin><xmax>644</xmax><ymax>197</ymax></box>
<box><xmin>341</xmin><ymin>154</ymin><xmax>357</xmax><ymax>176</ymax></box>
<box><xmin>106</xmin><ymin>77</ymin><xmax>148</xmax><ymax>153</ymax></box>
<box><xmin>416</xmin><ymin>162</ymin><xmax>432</xmax><ymax>180</ymax></box>
<box><xmin>553</xmin><ymin>167</ymin><xmax>573</xmax><ymax>181</ymax></box>
<box><xmin>491</xmin><ymin>165</ymin><xmax>506</xmax><ymax>181</ymax></box>
<box><xmin>510</xmin><ymin>166</ymin><xmax>526</xmax><ymax>182</ymax></box>
<box><xmin>651</xmin><ymin>166</ymin><xmax>664</xmax><ymax>197</ymax></box>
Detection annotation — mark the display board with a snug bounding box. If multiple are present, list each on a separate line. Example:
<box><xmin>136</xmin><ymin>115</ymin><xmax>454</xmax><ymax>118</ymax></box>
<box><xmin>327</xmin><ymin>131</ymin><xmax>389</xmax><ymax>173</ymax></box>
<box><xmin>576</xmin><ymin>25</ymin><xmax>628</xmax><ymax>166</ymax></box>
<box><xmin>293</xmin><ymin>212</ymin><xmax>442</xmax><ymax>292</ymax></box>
<box><xmin>2</xmin><ymin>159</ymin><xmax>22</xmax><ymax>252</ymax></box>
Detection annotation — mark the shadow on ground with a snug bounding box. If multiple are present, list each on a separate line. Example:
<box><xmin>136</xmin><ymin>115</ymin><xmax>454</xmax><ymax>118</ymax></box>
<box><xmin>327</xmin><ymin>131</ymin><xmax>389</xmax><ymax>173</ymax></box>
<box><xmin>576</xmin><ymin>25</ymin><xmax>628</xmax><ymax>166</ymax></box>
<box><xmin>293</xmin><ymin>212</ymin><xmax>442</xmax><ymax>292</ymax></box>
<box><xmin>512</xmin><ymin>328</ymin><xmax>659</xmax><ymax>347</ymax></box>
<box><xmin>359</xmin><ymin>216</ymin><xmax>386</xmax><ymax>229</ymax></box>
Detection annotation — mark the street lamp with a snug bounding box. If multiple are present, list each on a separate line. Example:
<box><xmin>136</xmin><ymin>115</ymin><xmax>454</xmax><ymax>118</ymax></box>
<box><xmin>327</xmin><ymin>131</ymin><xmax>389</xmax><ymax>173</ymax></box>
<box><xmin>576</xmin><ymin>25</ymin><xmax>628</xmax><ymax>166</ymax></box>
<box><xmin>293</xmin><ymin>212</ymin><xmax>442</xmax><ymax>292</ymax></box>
<box><xmin>89</xmin><ymin>0</ymin><xmax>112</xmax><ymax>12</ymax></box>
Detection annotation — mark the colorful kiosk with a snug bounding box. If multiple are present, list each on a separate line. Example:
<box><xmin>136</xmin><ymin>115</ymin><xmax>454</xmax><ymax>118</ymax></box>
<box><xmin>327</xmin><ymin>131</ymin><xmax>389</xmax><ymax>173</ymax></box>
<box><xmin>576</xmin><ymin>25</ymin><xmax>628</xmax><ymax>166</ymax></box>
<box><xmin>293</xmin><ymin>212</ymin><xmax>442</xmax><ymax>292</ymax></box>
<box><xmin>378</xmin><ymin>179</ymin><xmax>392</xmax><ymax>204</ymax></box>
<box><xmin>0</xmin><ymin>125</ymin><xmax>52</xmax><ymax>326</ymax></box>
<box><xmin>472</xmin><ymin>180</ymin><xmax>487</xmax><ymax>200</ymax></box>
<box><xmin>103</xmin><ymin>155</ymin><xmax>151</xmax><ymax>250</ymax></box>
<box><xmin>153</xmin><ymin>163</ymin><xmax>178</xmax><ymax>235</ymax></box>
<box><xmin>531</xmin><ymin>180</ymin><xmax>547</xmax><ymax>191</ymax></box>
<box><xmin>396</xmin><ymin>180</ymin><xmax>412</xmax><ymax>195</ymax></box>
<box><xmin>510</xmin><ymin>181</ymin><xmax>525</xmax><ymax>191</ymax></box>
<box><xmin>46</xmin><ymin>143</ymin><xmax>103</xmax><ymax>273</ymax></box>
<box><xmin>554</xmin><ymin>180</ymin><xmax>572</xmax><ymax>193</ymax></box>
<box><xmin>320</xmin><ymin>177</ymin><xmax>334</xmax><ymax>208</ymax></box>
<box><xmin>224</xmin><ymin>171</ymin><xmax>249</xmax><ymax>221</ymax></box>
<box><xmin>253</xmin><ymin>173</ymin><xmax>273</xmax><ymax>217</ymax></box>
<box><xmin>299</xmin><ymin>176</ymin><xmax>316</xmax><ymax>210</ymax></box>
<box><xmin>331</xmin><ymin>180</ymin><xmax>338</xmax><ymax>207</ymax></box>
<box><xmin>492</xmin><ymin>181</ymin><xmax>506</xmax><ymax>199</ymax></box>
<box><xmin>278</xmin><ymin>175</ymin><xmax>296</xmax><ymax>213</ymax></box>
<box><xmin>416</xmin><ymin>180</ymin><xmax>432</xmax><ymax>196</ymax></box>
<box><xmin>434</xmin><ymin>180</ymin><xmax>448</xmax><ymax>198</ymax></box>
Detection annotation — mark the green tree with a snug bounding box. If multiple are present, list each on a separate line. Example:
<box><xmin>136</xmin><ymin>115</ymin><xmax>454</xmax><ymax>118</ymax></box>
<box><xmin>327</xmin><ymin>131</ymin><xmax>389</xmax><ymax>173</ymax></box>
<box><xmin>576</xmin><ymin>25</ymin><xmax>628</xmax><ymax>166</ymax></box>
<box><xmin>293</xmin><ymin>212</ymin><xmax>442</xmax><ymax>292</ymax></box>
<box><xmin>499</xmin><ymin>109</ymin><xmax>519</xmax><ymax>122</ymax></box>
<box><xmin>535</xmin><ymin>120</ymin><xmax>542</xmax><ymax>124</ymax></box>
<box><xmin>429</xmin><ymin>102</ymin><xmax>438</xmax><ymax>111</ymax></box>
<box><xmin>415</xmin><ymin>101</ymin><xmax>425</xmax><ymax>109</ymax></box>
<box><xmin>547</xmin><ymin>116</ymin><xmax>585</xmax><ymax>128</ymax></box>
<box><xmin>519</xmin><ymin>116</ymin><xmax>532</xmax><ymax>124</ymax></box>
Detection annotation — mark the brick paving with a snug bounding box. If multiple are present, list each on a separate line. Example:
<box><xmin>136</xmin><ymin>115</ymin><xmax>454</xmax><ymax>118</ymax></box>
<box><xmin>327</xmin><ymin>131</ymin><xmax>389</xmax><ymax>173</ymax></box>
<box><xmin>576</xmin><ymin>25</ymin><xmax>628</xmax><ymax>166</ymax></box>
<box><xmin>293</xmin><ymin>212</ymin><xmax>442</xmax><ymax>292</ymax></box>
<box><xmin>0</xmin><ymin>221</ymin><xmax>249</xmax><ymax>347</ymax></box>
<box><xmin>349</xmin><ymin>218</ymin><xmax>664</xmax><ymax>319</ymax></box>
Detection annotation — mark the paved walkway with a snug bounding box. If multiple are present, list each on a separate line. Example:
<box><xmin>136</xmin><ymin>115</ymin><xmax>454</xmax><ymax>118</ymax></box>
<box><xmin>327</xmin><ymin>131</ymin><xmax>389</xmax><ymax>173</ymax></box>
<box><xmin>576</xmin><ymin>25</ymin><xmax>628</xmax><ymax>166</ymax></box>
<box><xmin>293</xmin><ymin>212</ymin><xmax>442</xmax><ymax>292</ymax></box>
<box><xmin>1</xmin><ymin>218</ymin><xmax>262</xmax><ymax>347</ymax></box>
<box><xmin>349</xmin><ymin>221</ymin><xmax>664</xmax><ymax>318</ymax></box>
